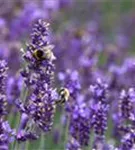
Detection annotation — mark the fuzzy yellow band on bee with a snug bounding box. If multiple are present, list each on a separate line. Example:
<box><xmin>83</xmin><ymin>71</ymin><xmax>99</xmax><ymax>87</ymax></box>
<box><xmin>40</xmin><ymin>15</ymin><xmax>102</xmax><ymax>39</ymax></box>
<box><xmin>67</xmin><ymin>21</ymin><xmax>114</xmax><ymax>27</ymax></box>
<box><xmin>56</xmin><ymin>87</ymin><xmax>70</xmax><ymax>104</ymax></box>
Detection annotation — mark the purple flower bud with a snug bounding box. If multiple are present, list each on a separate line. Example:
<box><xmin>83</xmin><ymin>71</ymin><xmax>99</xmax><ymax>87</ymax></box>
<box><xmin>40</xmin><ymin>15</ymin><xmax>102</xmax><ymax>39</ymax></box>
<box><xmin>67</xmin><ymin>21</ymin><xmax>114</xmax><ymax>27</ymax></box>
<box><xmin>66</xmin><ymin>136</ymin><xmax>82</xmax><ymax>150</ymax></box>
<box><xmin>7</xmin><ymin>76</ymin><xmax>22</xmax><ymax>104</ymax></box>
<box><xmin>52</xmin><ymin>128</ymin><xmax>60</xmax><ymax>144</ymax></box>
<box><xmin>18</xmin><ymin>113</ymin><xmax>29</xmax><ymax>131</ymax></box>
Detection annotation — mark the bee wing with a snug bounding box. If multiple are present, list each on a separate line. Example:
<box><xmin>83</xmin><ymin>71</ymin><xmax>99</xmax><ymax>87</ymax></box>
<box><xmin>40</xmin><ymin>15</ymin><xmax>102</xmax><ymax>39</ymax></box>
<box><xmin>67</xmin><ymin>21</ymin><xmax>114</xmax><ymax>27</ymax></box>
<box><xmin>43</xmin><ymin>44</ymin><xmax>55</xmax><ymax>51</ymax></box>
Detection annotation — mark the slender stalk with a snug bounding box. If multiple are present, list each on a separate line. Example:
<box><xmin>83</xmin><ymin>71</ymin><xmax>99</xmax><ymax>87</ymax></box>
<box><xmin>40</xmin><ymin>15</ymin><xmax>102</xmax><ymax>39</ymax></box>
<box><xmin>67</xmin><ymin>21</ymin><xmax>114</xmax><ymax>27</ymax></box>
<box><xmin>21</xmin><ymin>142</ymin><xmax>26</xmax><ymax>150</ymax></box>
<box><xmin>64</xmin><ymin>113</ymin><xmax>70</xmax><ymax>149</ymax></box>
<box><xmin>14</xmin><ymin>85</ymin><xmax>29</xmax><ymax>150</ymax></box>
<box><xmin>39</xmin><ymin>133</ymin><xmax>45</xmax><ymax>149</ymax></box>
<box><xmin>88</xmin><ymin>130</ymin><xmax>94</xmax><ymax>150</ymax></box>
<box><xmin>25</xmin><ymin>141</ymin><xmax>30</xmax><ymax>150</ymax></box>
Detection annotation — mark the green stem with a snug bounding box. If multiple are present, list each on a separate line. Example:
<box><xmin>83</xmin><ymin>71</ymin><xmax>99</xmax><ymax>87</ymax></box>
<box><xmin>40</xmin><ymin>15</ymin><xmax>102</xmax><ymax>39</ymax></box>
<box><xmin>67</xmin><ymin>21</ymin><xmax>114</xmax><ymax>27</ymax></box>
<box><xmin>14</xmin><ymin>86</ymin><xmax>29</xmax><ymax>150</ymax></box>
<box><xmin>88</xmin><ymin>131</ymin><xmax>94</xmax><ymax>150</ymax></box>
<box><xmin>64</xmin><ymin>113</ymin><xmax>70</xmax><ymax>149</ymax></box>
<box><xmin>39</xmin><ymin>133</ymin><xmax>45</xmax><ymax>149</ymax></box>
<box><xmin>21</xmin><ymin>142</ymin><xmax>26</xmax><ymax>150</ymax></box>
<box><xmin>25</xmin><ymin>141</ymin><xmax>29</xmax><ymax>150</ymax></box>
<box><xmin>14</xmin><ymin>141</ymin><xmax>19</xmax><ymax>150</ymax></box>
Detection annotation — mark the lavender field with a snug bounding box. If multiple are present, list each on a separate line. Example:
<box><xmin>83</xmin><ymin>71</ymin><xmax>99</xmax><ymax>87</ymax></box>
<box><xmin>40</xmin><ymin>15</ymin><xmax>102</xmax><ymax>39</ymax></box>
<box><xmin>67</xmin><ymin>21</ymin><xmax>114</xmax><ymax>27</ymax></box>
<box><xmin>0</xmin><ymin>0</ymin><xmax>135</xmax><ymax>150</ymax></box>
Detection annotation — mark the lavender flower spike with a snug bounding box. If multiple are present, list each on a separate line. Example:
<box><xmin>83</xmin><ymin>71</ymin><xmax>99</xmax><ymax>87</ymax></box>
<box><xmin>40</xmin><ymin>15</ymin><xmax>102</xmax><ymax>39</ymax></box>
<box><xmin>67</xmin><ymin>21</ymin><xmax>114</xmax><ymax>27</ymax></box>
<box><xmin>21</xmin><ymin>19</ymin><xmax>57</xmax><ymax>132</ymax></box>
<box><xmin>119</xmin><ymin>88</ymin><xmax>135</xmax><ymax>121</ymax></box>
<box><xmin>0</xmin><ymin>60</ymin><xmax>14</xmax><ymax>150</ymax></box>
<box><xmin>0</xmin><ymin>60</ymin><xmax>8</xmax><ymax>117</ymax></box>
<box><xmin>120</xmin><ymin>129</ymin><xmax>135</xmax><ymax>150</ymax></box>
<box><xmin>0</xmin><ymin>120</ymin><xmax>15</xmax><ymax>150</ymax></box>
<box><xmin>91</xmin><ymin>102</ymin><xmax>109</xmax><ymax>137</ymax></box>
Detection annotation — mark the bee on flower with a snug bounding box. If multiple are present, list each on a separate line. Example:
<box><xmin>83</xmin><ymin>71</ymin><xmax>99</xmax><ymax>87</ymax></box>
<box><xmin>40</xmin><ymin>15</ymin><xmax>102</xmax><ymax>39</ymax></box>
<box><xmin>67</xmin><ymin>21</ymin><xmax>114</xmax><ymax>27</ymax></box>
<box><xmin>56</xmin><ymin>87</ymin><xmax>70</xmax><ymax>105</ymax></box>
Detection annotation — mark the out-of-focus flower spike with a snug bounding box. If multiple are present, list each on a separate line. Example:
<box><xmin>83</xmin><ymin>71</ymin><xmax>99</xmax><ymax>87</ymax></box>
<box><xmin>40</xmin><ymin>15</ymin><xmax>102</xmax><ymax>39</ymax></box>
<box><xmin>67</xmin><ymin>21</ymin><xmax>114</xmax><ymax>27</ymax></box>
<box><xmin>0</xmin><ymin>120</ymin><xmax>15</xmax><ymax>150</ymax></box>
<box><xmin>119</xmin><ymin>88</ymin><xmax>135</xmax><ymax>121</ymax></box>
<box><xmin>69</xmin><ymin>100</ymin><xmax>91</xmax><ymax>146</ymax></box>
<box><xmin>0</xmin><ymin>60</ymin><xmax>8</xmax><ymax>117</ymax></box>
<box><xmin>89</xmin><ymin>78</ymin><xmax>108</xmax><ymax>104</ymax></box>
<box><xmin>7</xmin><ymin>76</ymin><xmax>22</xmax><ymax>104</ymax></box>
<box><xmin>91</xmin><ymin>102</ymin><xmax>109</xmax><ymax>137</ymax></box>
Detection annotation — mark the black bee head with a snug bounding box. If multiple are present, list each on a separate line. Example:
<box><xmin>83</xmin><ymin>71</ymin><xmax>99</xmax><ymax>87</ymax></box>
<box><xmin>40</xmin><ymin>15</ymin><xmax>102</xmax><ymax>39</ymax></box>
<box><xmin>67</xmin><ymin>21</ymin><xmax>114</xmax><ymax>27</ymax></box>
<box><xmin>33</xmin><ymin>50</ymin><xmax>44</xmax><ymax>61</ymax></box>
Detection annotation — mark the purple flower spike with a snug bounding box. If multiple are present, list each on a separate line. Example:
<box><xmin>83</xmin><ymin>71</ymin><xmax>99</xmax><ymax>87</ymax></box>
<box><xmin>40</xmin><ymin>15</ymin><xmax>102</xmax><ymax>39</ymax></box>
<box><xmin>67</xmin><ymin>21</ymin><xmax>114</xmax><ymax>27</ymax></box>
<box><xmin>31</xmin><ymin>19</ymin><xmax>50</xmax><ymax>47</ymax></box>
<box><xmin>0</xmin><ymin>120</ymin><xmax>15</xmax><ymax>150</ymax></box>
<box><xmin>27</xmin><ymin>86</ymin><xmax>56</xmax><ymax>132</ymax></box>
<box><xmin>69</xmin><ymin>101</ymin><xmax>91</xmax><ymax>146</ymax></box>
<box><xmin>91</xmin><ymin>102</ymin><xmax>109</xmax><ymax>137</ymax></box>
<box><xmin>20</xmin><ymin>19</ymin><xmax>57</xmax><ymax>132</ymax></box>
<box><xmin>0</xmin><ymin>60</ymin><xmax>8</xmax><ymax>117</ymax></box>
<box><xmin>120</xmin><ymin>129</ymin><xmax>135</xmax><ymax>150</ymax></box>
<box><xmin>119</xmin><ymin>88</ymin><xmax>135</xmax><ymax>121</ymax></box>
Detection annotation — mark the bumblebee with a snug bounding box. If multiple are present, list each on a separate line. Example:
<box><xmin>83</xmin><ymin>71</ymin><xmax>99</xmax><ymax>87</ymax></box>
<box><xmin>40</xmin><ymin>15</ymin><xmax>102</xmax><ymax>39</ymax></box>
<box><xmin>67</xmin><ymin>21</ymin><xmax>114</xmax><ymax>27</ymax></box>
<box><xmin>56</xmin><ymin>88</ymin><xmax>70</xmax><ymax>105</ymax></box>
<box><xmin>33</xmin><ymin>45</ymin><xmax>55</xmax><ymax>61</ymax></box>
